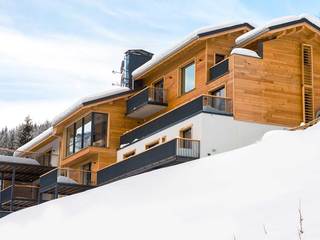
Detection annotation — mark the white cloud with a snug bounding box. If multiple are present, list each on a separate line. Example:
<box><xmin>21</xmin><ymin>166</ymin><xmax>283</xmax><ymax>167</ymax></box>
<box><xmin>0</xmin><ymin>100</ymin><xmax>72</xmax><ymax>128</ymax></box>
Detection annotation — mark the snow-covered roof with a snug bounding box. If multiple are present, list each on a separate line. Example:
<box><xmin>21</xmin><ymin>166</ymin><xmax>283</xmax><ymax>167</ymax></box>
<box><xmin>230</xmin><ymin>48</ymin><xmax>260</xmax><ymax>58</ymax></box>
<box><xmin>132</xmin><ymin>22</ymin><xmax>254</xmax><ymax>79</ymax></box>
<box><xmin>236</xmin><ymin>14</ymin><xmax>320</xmax><ymax>46</ymax></box>
<box><xmin>13</xmin><ymin>87</ymin><xmax>130</xmax><ymax>156</ymax></box>
<box><xmin>13</xmin><ymin>127</ymin><xmax>54</xmax><ymax>157</ymax></box>
<box><xmin>52</xmin><ymin>86</ymin><xmax>130</xmax><ymax>126</ymax></box>
<box><xmin>0</xmin><ymin>155</ymin><xmax>40</xmax><ymax>165</ymax></box>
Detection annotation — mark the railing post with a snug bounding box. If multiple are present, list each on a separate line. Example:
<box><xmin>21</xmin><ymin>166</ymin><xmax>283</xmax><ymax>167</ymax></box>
<box><xmin>10</xmin><ymin>166</ymin><xmax>16</xmax><ymax>211</ymax></box>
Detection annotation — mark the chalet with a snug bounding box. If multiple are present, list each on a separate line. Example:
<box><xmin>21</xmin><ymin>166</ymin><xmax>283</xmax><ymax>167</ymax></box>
<box><xmin>2</xmin><ymin>14</ymin><xmax>320</xmax><ymax>216</ymax></box>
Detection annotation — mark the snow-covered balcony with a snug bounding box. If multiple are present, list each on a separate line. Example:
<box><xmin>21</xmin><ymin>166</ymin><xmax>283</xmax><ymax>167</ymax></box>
<box><xmin>39</xmin><ymin>168</ymin><xmax>97</xmax><ymax>201</ymax></box>
<box><xmin>97</xmin><ymin>138</ymin><xmax>200</xmax><ymax>185</ymax></box>
<box><xmin>126</xmin><ymin>87</ymin><xmax>168</xmax><ymax>119</ymax></box>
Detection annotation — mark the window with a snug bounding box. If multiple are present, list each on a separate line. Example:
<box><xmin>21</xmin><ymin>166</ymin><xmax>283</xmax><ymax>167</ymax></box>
<box><xmin>37</xmin><ymin>150</ymin><xmax>52</xmax><ymax>166</ymax></box>
<box><xmin>210</xmin><ymin>86</ymin><xmax>226</xmax><ymax>111</ymax></box>
<box><xmin>161</xmin><ymin>136</ymin><xmax>167</xmax><ymax>143</ymax></box>
<box><xmin>74</xmin><ymin>119</ymin><xmax>83</xmax><ymax>153</ymax></box>
<box><xmin>215</xmin><ymin>54</ymin><xmax>225</xmax><ymax>64</ymax></box>
<box><xmin>153</xmin><ymin>79</ymin><xmax>164</xmax><ymax>103</ymax></box>
<box><xmin>180</xmin><ymin>127</ymin><xmax>192</xmax><ymax>149</ymax></box>
<box><xmin>65</xmin><ymin>112</ymin><xmax>108</xmax><ymax>156</ymax></box>
<box><xmin>145</xmin><ymin>139</ymin><xmax>160</xmax><ymax>150</ymax></box>
<box><xmin>180</xmin><ymin>127</ymin><xmax>192</xmax><ymax>139</ymax></box>
<box><xmin>92</xmin><ymin>113</ymin><xmax>108</xmax><ymax>147</ymax></box>
<box><xmin>210</xmin><ymin>86</ymin><xmax>225</xmax><ymax>97</ymax></box>
<box><xmin>181</xmin><ymin>62</ymin><xmax>195</xmax><ymax>94</ymax></box>
<box><xmin>83</xmin><ymin>115</ymin><xmax>92</xmax><ymax>148</ymax></box>
<box><xmin>123</xmin><ymin>150</ymin><xmax>136</xmax><ymax>159</ymax></box>
<box><xmin>66</xmin><ymin>125</ymin><xmax>75</xmax><ymax>156</ymax></box>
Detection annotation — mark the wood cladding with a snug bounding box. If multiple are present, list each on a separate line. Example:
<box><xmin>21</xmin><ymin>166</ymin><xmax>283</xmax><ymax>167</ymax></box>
<box><xmin>233</xmin><ymin>31</ymin><xmax>320</xmax><ymax>127</ymax></box>
<box><xmin>58</xmin><ymin>98</ymin><xmax>140</xmax><ymax>171</ymax></box>
<box><xmin>302</xmin><ymin>44</ymin><xmax>314</xmax><ymax>122</ymax></box>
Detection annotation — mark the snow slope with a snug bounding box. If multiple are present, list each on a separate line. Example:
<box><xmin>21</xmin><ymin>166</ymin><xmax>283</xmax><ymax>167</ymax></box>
<box><xmin>1</xmin><ymin>124</ymin><xmax>320</xmax><ymax>240</ymax></box>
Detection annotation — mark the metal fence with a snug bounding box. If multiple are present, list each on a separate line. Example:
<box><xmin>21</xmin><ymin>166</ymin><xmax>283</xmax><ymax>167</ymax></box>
<box><xmin>176</xmin><ymin>138</ymin><xmax>200</xmax><ymax>158</ymax></box>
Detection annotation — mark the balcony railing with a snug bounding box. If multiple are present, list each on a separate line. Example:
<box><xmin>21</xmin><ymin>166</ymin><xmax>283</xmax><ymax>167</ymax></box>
<box><xmin>0</xmin><ymin>185</ymin><xmax>39</xmax><ymax>204</ymax></box>
<box><xmin>209</xmin><ymin>58</ymin><xmax>229</xmax><ymax>82</ymax></box>
<box><xmin>121</xmin><ymin>95</ymin><xmax>233</xmax><ymax>146</ymax></box>
<box><xmin>40</xmin><ymin>168</ymin><xmax>97</xmax><ymax>190</ymax></box>
<box><xmin>202</xmin><ymin>95</ymin><xmax>233</xmax><ymax>113</ymax></box>
<box><xmin>127</xmin><ymin>87</ymin><xmax>168</xmax><ymax>117</ymax></box>
<box><xmin>98</xmin><ymin>138</ymin><xmax>200</xmax><ymax>185</ymax></box>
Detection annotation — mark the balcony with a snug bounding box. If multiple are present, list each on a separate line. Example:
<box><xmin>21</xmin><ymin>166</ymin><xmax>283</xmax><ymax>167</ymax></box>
<box><xmin>208</xmin><ymin>58</ymin><xmax>229</xmax><ymax>82</ymax></box>
<box><xmin>39</xmin><ymin>168</ymin><xmax>97</xmax><ymax>201</ymax></box>
<box><xmin>121</xmin><ymin>95</ymin><xmax>233</xmax><ymax>146</ymax></box>
<box><xmin>127</xmin><ymin>87</ymin><xmax>168</xmax><ymax>119</ymax></box>
<box><xmin>0</xmin><ymin>185</ymin><xmax>39</xmax><ymax>211</ymax></box>
<box><xmin>98</xmin><ymin>138</ymin><xmax>200</xmax><ymax>185</ymax></box>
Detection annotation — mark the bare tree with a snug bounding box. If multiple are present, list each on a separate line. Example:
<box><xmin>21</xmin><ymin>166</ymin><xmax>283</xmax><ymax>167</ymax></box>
<box><xmin>298</xmin><ymin>200</ymin><xmax>304</xmax><ymax>240</ymax></box>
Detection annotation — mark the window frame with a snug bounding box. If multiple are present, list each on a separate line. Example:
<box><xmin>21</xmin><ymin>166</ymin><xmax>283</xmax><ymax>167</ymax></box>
<box><xmin>180</xmin><ymin>60</ymin><xmax>196</xmax><ymax>95</ymax></box>
<box><xmin>145</xmin><ymin>139</ymin><xmax>160</xmax><ymax>150</ymax></box>
<box><xmin>123</xmin><ymin>150</ymin><xmax>136</xmax><ymax>160</ymax></box>
<box><xmin>65</xmin><ymin>112</ymin><xmax>109</xmax><ymax>157</ymax></box>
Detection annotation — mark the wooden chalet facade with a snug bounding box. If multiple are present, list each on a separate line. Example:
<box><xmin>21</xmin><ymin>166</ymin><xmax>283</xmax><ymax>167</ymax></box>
<box><xmin>2</xmin><ymin>15</ymin><xmax>320</xmax><ymax>216</ymax></box>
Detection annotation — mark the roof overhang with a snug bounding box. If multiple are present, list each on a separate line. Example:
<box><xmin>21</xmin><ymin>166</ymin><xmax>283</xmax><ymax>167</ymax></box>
<box><xmin>236</xmin><ymin>16</ymin><xmax>320</xmax><ymax>47</ymax></box>
<box><xmin>132</xmin><ymin>22</ymin><xmax>254</xmax><ymax>80</ymax></box>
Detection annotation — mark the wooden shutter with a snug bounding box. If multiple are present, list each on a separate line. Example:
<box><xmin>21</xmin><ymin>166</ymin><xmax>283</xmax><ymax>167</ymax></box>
<box><xmin>302</xmin><ymin>44</ymin><xmax>314</xmax><ymax>123</ymax></box>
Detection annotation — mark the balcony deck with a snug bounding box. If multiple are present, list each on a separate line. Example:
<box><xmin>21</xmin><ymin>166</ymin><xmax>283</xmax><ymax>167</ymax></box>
<box><xmin>127</xmin><ymin>87</ymin><xmax>168</xmax><ymax>119</ymax></box>
<box><xmin>39</xmin><ymin>168</ymin><xmax>97</xmax><ymax>202</ymax></box>
<box><xmin>121</xmin><ymin>95</ymin><xmax>233</xmax><ymax>146</ymax></box>
<box><xmin>0</xmin><ymin>185</ymin><xmax>39</xmax><ymax>211</ymax></box>
<box><xmin>98</xmin><ymin>138</ymin><xmax>200</xmax><ymax>185</ymax></box>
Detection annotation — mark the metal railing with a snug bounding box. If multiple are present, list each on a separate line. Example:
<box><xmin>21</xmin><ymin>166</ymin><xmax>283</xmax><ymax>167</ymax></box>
<box><xmin>40</xmin><ymin>168</ymin><xmax>97</xmax><ymax>190</ymax></box>
<box><xmin>176</xmin><ymin>138</ymin><xmax>200</xmax><ymax>159</ymax></box>
<box><xmin>203</xmin><ymin>95</ymin><xmax>233</xmax><ymax>113</ymax></box>
<box><xmin>209</xmin><ymin>58</ymin><xmax>229</xmax><ymax>82</ymax></box>
<box><xmin>0</xmin><ymin>185</ymin><xmax>39</xmax><ymax>203</ymax></box>
<box><xmin>121</xmin><ymin>95</ymin><xmax>233</xmax><ymax>146</ymax></box>
<box><xmin>127</xmin><ymin>87</ymin><xmax>167</xmax><ymax>114</ymax></box>
<box><xmin>98</xmin><ymin>138</ymin><xmax>200</xmax><ymax>185</ymax></box>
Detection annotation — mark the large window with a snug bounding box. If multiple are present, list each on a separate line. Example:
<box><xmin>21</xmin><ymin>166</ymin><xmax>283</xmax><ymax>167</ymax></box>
<box><xmin>66</xmin><ymin>112</ymin><xmax>108</xmax><ymax>156</ymax></box>
<box><xmin>181</xmin><ymin>62</ymin><xmax>195</xmax><ymax>94</ymax></box>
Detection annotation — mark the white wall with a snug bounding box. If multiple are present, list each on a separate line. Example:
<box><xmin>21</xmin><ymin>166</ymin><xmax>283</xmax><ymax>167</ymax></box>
<box><xmin>200</xmin><ymin>114</ymin><xmax>283</xmax><ymax>157</ymax></box>
<box><xmin>29</xmin><ymin>138</ymin><xmax>60</xmax><ymax>166</ymax></box>
<box><xmin>117</xmin><ymin>113</ymin><xmax>284</xmax><ymax>161</ymax></box>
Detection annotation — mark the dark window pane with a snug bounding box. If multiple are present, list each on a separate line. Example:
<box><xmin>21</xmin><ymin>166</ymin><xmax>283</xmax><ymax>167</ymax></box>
<box><xmin>215</xmin><ymin>54</ymin><xmax>225</xmax><ymax>64</ymax></box>
<box><xmin>83</xmin><ymin>114</ymin><xmax>92</xmax><ymax>148</ymax></box>
<box><xmin>210</xmin><ymin>87</ymin><xmax>225</xmax><ymax>97</ymax></box>
<box><xmin>66</xmin><ymin>125</ymin><xmax>75</xmax><ymax>156</ymax></box>
<box><xmin>181</xmin><ymin>62</ymin><xmax>195</xmax><ymax>94</ymax></box>
<box><xmin>92</xmin><ymin>113</ymin><xmax>108</xmax><ymax>147</ymax></box>
<box><xmin>74</xmin><ymin>120</ymin><xmax>83</xmax><ymax>153</ymax></box>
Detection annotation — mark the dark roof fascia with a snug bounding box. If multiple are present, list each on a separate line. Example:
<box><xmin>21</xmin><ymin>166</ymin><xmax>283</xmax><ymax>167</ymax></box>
<box><xmin>82</xmin><ymin>90</ymin><xmax>135</xmax><ymax>106</ymax></box>
<box><xmin>197</xmin><ymin>23</ymin><xmax>254</xmax><ymax>38</ymax></box>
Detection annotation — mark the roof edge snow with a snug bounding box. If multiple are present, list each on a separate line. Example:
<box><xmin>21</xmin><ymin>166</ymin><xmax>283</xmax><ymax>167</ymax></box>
<box><xmin>235</xmin><ymin>14</ymin><xmax>320</xmax><ymax>46</ymax></box>
<box><xmin>132</xmin><ymin>22</ymin><xmax>254</xmax><ymax>79</ymax></box>
<box><xmin>13</xmin><ymin>127</ymin><xmax>54</xmax><ymax>157</ymax></box>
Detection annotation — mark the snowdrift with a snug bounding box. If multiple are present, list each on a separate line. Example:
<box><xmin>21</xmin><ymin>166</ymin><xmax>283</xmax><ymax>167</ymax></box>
<box><xmin>1</xmin><ymin>124</ymin><xmax>320</xmax><ymax>240</ymax></box>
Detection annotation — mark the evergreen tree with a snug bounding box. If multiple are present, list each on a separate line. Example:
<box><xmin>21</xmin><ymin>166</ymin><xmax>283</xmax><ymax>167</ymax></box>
<box><xmin>17</xmin><ymin>116</ymin><xmax>34</xmax><ymax>146</ymax></box>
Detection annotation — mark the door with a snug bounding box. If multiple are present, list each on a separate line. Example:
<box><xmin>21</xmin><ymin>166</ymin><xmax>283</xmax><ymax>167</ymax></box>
<box><xmin>82</xmin><ymin>162</ymin><xmax>92</xmax><ymax>185</ymax></box>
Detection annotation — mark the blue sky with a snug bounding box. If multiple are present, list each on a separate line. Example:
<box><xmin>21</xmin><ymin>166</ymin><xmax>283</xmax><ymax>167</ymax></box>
<box><xmin>0</xmin><ymin>0</ymin><xmax>320</xmax><ymax>128</ymax></box>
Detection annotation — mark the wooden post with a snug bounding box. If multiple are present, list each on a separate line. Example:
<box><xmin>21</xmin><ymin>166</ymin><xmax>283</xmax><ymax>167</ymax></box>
<box><xmin>10</xmin><ymin>166</ymin><xmax>16</xmax><ymax>211</ymax></box>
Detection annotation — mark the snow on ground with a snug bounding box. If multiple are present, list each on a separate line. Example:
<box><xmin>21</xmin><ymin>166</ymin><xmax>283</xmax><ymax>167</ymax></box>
<box><xmin>1</xmin><ymin>124</ymin><xmax>320</xmax><ymax>240</ymax></box>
